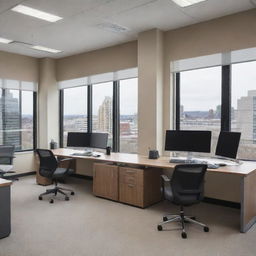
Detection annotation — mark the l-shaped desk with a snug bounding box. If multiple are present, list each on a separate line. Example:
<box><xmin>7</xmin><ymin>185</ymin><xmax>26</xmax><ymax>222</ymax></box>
<box><xmin>52</xmin><ymin>148</ymin><xmax>256</xmax><ymax>233</ymax></box>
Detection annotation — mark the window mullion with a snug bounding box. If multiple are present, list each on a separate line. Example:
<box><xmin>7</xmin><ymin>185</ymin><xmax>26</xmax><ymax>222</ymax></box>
<box><xmin>87</xmin><ymin>85</ymin><xmax>92</xmax><ymax>133</ymax></box>
<box><xmin>221</xmin><ymin>65</ymin><xmax>231</xmax><ymax>131</ymax></box>
<box><xmin>175</xmin><ymin>73</ymin><xmax>180</xmax><ymax>130</ymax></box>
<box><xmin>59</xmin><ymin>90</ymin><xmax>64</xmax><ymax>148</ymax></box>
<box><xmin>113</xmin><ymin>81</ymin><xmax>120</xmax><ymax>152</ymax></box>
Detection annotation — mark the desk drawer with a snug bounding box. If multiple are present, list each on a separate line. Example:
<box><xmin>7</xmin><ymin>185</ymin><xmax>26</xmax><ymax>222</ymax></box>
<box><xmin>119</xmin><ymin>167</ymin><xmax>143</xmax><ymax>187</ymax></box>
<box><xmin>119</xmin><ymin>182</ymin><xmax>143</xmax><ymax>207</ymax></box>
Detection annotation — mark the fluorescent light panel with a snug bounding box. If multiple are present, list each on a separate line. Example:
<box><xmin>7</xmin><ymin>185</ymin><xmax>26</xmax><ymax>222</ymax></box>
<box><xmin>11</xmin><ymin>4</ymin><xmax>62</xmax><ymax>22</ymax></box>
<box><xmin>32</xmin><ymin>45</ymin><xmax>62</xmax><ymax>53</ymax></box>
<box><xmin>0</xmin><ymin>37</ymin><xmax>13</xmax><ymax>44</ymax></box>
<box><xmin>172</xmin><ymin>0</ymin><xmax>206</xmax><ymax>7</ymax></box>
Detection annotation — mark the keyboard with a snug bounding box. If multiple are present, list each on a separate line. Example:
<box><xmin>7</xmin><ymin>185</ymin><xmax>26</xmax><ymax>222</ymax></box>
<box><xmin>169</xmin><ymin>158</ymin><xmax>219</xmax><ymax>169</ymax></box>
<box><xmin>72</xmin><ymin>152</ymin><xmax>93</xmax><ymax>156</ymax></box>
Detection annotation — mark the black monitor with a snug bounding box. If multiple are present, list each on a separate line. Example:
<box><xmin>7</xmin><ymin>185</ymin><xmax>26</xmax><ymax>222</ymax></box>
<box><xmin>67</xmin><ymin>132</ymin><xmax>91</xmax><ymax>147</ymax></box>
<box><xmin>215</xmin><ymin>131</ymin><xmax>241</xmax><ymax>159</ymax></box>
<box><xmin>67</xmin><ymin>132</ymin><xmax>108</xmax><ymax>149</ymax></box>
<box><xmin>90</xmin><ymin>133</ymin><xmax>108</xmax><ymax>149</ymax></box>
<box><xmin>165</xmin><ymin>130</ymin><xmax>212</xmax><ymax>153</ymax></box>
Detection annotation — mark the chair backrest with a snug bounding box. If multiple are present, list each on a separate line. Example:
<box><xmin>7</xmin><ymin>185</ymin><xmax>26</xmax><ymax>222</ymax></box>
<box><xmin>171</xmin><ymin>164</ymin><xmax>207</xmax><ymax>206</ymax></box>
<box><xmin>0</xmin><ymin>145</ymin><xmax>15</xmax><ymax>165</ymax></box>
<box><xmin>36</xmin><ymin>149</ymin><xmax>58</xmax><ymax>178</ymax></box>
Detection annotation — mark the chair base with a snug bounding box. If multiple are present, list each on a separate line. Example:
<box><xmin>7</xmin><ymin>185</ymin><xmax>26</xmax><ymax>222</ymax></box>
<box><xmin>39</xmin><ymin>185</ymin><xmax>74</xmax><ymax>203</ymax></box>
<box><xmin>157</xmin><ymin>207</ymin><xmax>209</xmax><ymax>239</ymax></box>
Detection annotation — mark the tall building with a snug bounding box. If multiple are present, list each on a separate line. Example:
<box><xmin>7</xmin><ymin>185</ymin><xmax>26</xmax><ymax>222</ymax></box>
<box><xmin>0</xmin><ymin>90</ymin><xmax>21</xmax><ymax>149</ymax></box>
<box><xmin>98</xmin><ymin>96</ymin><xmax>112</xmax><ymax>133</ymax></box>
<box><xmin>236</xmin><ymin>90</ymin><xmax>256</xmax><ymax>144</ymax></box>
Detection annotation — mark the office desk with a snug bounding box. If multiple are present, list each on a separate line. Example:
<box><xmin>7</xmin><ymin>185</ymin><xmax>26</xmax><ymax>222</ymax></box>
<box><xmin>0</xmin><ymin>178</ymin><xmax>12</xmax><ymax>239</ymax></box>
<box><xmin>52</xmin><ymin>148</ymin><xmax>256</xmax><ymax>233</ymax></box>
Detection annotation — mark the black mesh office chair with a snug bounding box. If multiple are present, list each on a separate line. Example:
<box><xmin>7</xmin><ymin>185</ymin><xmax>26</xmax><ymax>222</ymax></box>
<box><xmin>36</xmin><ymin>149</ymin><xmax>75</xmax><ymax>203</ymax></box>
<box><xmin>157</xmin><ymin>164</ymin><xmax>209</xmax><ymax>239</ymax></box>
<box><xmin>0</xmin><ymin>145</ymin><xmax>16</xmax><ymax>180</ymax></box>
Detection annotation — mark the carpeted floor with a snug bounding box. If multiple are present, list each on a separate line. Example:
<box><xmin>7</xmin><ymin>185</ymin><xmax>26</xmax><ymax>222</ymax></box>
<box><xmin>0</xmin><ymin>176</ymin><xmax>256</xmax><ymax>256</ymax></box>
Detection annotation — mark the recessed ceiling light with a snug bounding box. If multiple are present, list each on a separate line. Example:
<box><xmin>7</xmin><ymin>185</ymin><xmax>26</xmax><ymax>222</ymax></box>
<box><xmin>0</xmin><ymin>37</ymin><xmax>13</xmax><ymax>44</ymax></box>
<box><xmin>172</xmin><ymin>0</ymin><xmax>206</xmax><ymax>7</ymax></box>
<box><xmin>31</xmin><ymin>45</ymin><xmax>62</xmax><ymax>53</ymax></box>
<box><xmin>11</xmin><ymin>4</ymin><xmax>62</xmax><ymax>22</ymax></box>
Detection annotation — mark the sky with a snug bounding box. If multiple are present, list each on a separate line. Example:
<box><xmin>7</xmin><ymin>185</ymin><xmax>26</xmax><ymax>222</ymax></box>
<box><xmin>180</xmin><ymin>61</ymin><xmax>256</xmax><ymax>111</ymax></box>
<box><xmin>63</xmin><ymin>78</ymin><xmax>138</xmax><ymax>115</ymax></box>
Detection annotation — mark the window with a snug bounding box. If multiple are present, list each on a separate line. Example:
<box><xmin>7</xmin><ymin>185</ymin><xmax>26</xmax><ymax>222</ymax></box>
<box><xmin>0</xmin><ymin>87</ymin><xmax>36</xmax><ymax>151</ymax></box>
<box><xmin>178</xmin><ymin>67</ymin><xmax>222</xmax><ymax>153</ymax></box>
<box><xmin>92</xmin><ymin>82</ymin><xmax>113</xmax><ymax>147</ymax></box>
<box><xmin>59</xmin><ymin>69</ymin><xmax>138</xmax><ymax>152</ymax></box>
<box><xmin>231</xmin><ymin>61</ymin><xmax>256</xmax><ymax>160</ymax></box>
<box><xmin>119</xmin><ymin>78</ymin><xmax>138</xmax><ymax>153</ymax></box>
<box><xmin>62</xmin><ymin>86</ymin><xmax>87</xmax><ymax>147</ymax></box>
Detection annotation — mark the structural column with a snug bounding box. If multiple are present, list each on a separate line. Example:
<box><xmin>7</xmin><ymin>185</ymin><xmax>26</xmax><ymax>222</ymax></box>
<box><xmin>138</xmin><ymin>29</ymin><xmax>164</xmax><ymax>155</ymax></box>
<box><xmin>38</xmin><ymin>58</ymin><xmax>59</xmax><ymax>148</ymax></box>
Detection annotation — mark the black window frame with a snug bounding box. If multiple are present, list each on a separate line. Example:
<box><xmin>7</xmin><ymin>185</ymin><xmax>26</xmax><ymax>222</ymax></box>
<box><xmin>59</xmin><ymin>79</ymin><xmax>137</xmax><ymax>152</ymax></box>
<box><xmin>175</xmin><ymin>65</ymin><xmax>231</xmax><ymax>132</ymax></box>
<box><xmin>0</xmin><ymin>88</ymin><xmax>37</xmax><ymax>152</ymax></box>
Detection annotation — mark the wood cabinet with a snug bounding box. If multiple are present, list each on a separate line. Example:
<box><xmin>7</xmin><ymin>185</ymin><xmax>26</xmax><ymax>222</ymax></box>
<box><xmin>93</xmin><ymin>163</ymin><xmax>119</xmax><ymax>201</ymax></box>
<box><xmin>119</xmin><ymin>167</ymin><xmax>162</xmax><ymax>208</ymax></box>
<box><xmin>92</xmin><ymin>163</ymin><xmax>162</xmax><ymax>208</ymax></box>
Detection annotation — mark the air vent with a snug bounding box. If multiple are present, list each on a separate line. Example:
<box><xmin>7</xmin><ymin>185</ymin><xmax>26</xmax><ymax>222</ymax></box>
<box><xmin>97</xmin><ymin>22</ymin><xmax>130</xmax><ymax>33</ymax></box>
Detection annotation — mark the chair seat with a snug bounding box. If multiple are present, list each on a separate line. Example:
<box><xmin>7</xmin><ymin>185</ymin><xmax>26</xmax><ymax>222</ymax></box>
<box><xmin>0</xmin><ymin>165</ymin><xmax>13</xmax><ymax>173</ymax></box>
<box><xmin>53</xmin><ymin>168</ymin><xmax>74</xmax><ymax>178</ymax></box>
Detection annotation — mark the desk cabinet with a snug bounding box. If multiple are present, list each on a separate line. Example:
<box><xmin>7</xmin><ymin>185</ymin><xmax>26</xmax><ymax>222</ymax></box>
<box><xmin>119</xmin><ymin>167</ymin><xmax>162</xmax><ymax>208</ymax></box>
<box><xmin>92</xmin><ymin>163</ymin><xmax>162</xmax><ymax>208</ymax></box>
<box><xmin>93</xmin><ymin>163</ymin><xmax>119</xmax><ymax>201</ymax></box>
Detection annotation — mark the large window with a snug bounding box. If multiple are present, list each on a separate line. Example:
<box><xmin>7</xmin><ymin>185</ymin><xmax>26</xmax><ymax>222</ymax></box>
<box><xmin>176</xmin><ymin>59</ymin><xmax>256</xmax><ymax>160</ymax></box>
<box><xmin>231</xmin><ymin>61</ymin><xmax>256</xmax><ymax>159</ymax></box>
<box><xmin>0</xmin><ymin>87</ymin><xmax>36</xmax><ymax>151</ymax></box>
<box><xmin>178</xmin><ymin>67</ymin><xmax>221</xmax><ymax>153</ymax></box>
<box><xmin>60</xmin><ymin>74</ymin><xmax>138</xmax><ymax>153</ymax></box>
<box><xmin>63</xmin><ymin>86</ymin><xmax>87</xmax><ymax>147</ymax></box>
<box><xmin>92</xmin><ymin>82</ymin><xmax>113</xmax><ymax>147</ymax></box>
<box><xmin>120</xmin><ymin>78</ymin><xmax>138</xmax><ymax>153</ymax></box>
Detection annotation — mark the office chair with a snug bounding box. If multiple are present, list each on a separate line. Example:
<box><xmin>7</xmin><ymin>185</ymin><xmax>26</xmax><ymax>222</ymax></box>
<box><xmin>157</xmin><ymin>164</ymin><xmax>209</xmax><ymax>239</ymax></box>
<box><xmin>36</xmin><ymin>149</ymin><xmax>75</xmax><ymax>203</ymax></box>
<box><xmin>0</xmin><ymin>145</ymin><xmax>16</xmax><ymax>180</ymax></box>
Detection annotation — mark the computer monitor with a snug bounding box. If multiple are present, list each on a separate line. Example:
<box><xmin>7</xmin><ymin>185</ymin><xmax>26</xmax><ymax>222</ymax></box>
<box><xmin>67</xmin><ymin>132</ymin><xmax>108</xmax><ymax>149</ymax></box>
<box><xmin>165</xmin><ymin>130</ymin><xmax>212</xmax><ymax>153</ymax></box>
<box><xmin>67</xmin><ymin>132</ymin><xmax>91</xmax><ymax>147</ymax></box>
<box><xmin>90</xmin><ymin>133</ymin><xmax>108</xmax><ymax>149</ymax></box>
<box><xmin>215</xmin><ymin>131</ymin><xmax>241</xmax><ymax>159</ymax></box>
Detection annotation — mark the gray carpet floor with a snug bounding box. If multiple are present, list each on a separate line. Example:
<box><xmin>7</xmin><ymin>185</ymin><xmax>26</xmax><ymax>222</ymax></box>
<box><xmin>0</xmin><ymin>176</ymin><xmax>256</xmax><ymax>256</ymax></box>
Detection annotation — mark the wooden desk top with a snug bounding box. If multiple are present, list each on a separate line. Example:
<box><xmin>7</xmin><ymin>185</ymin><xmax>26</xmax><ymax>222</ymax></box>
<box><xmin>0</xmin><ymin>178</ymin><xmax>12</xmax><ymax>187</ymax></box>
<box><xmin>52</xmin><ymin>148</ymin><xmax>256</xmax><ymax>177</ymax></box>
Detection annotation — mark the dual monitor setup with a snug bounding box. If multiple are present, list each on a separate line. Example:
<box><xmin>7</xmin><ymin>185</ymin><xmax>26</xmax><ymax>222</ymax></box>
<box><xmin>165</xmin><ymin>130</ymin><xmax>241</xmax><ymax>167</ymax></box>
<box><xmin>67</xmin><ymin>132</ymin><xmax>108</xmax><ymax>156</ymax></box>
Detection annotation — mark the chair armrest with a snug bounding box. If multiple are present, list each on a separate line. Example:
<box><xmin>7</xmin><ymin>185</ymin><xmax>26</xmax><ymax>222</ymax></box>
<box><xmin>161</xmin><ymin>175</ymin><xmax>170</xmax><ymax>182</ymax></box>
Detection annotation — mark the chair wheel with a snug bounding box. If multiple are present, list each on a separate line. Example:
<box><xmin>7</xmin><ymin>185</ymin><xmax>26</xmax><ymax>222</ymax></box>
<box><xmin>163</xmin><ymin>216</ymin><xmax>168</xmax><ymax>221</ymax></box>
<box><xmin>181</xmin><ymin>232</ymin><xmax>187</xmax><ymax>239</ymax></box>
<box><xmin>71</xmin><ymin>191</ymin><xmax>75</xmax><ymax>196</ymax></box>
<box><xmin>204</xmin><ymin>226</ymin><xmax>209</xmax><ymax>232</ymax></box>
<box><xmin>49</xmin><ymin>199</ymin><xmax>54</xmax><ymax>204</ymax></box>
<box><xmin>38</xmin><ymin>196</ymin><xmax>42</xmax><ymax>200</ymax></box>
<box><xmin>65</xmin><ymin>196</ymin><xmax>69</xmax><ymax>201</ymax></box>
<box><xmin>157</xmin><ymin>225</ymin><xmax>163</xmax><ymax>231</ymax></box>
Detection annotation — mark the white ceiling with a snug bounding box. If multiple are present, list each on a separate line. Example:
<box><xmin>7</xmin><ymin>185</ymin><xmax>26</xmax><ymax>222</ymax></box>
<box><xmin>0</xmin><ymin>0</ymin><xmax>255</xmax><ymax>58</ymax></box>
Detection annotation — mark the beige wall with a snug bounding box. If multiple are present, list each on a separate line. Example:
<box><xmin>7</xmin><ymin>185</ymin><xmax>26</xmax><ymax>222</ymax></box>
<box><xmin>0</xmin><ymin>51</ymin><xmax>38</xmax><ymax>81</ymax></box>
<box><xmin>56</xmin><ymin>41</ymin><xmax>137</xmax><ymax>81</ymax></box>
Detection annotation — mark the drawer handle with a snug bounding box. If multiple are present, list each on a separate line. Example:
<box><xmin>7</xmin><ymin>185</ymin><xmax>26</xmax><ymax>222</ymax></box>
<box><xmin>128</xmin><ymin>184</ymin><xmax>135</xmax><ymax>187</ymax></box>
<box><xmin>126</xmin><ymin>170</ymin><xmax>135</xmax><ymax>174</ymax></box>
